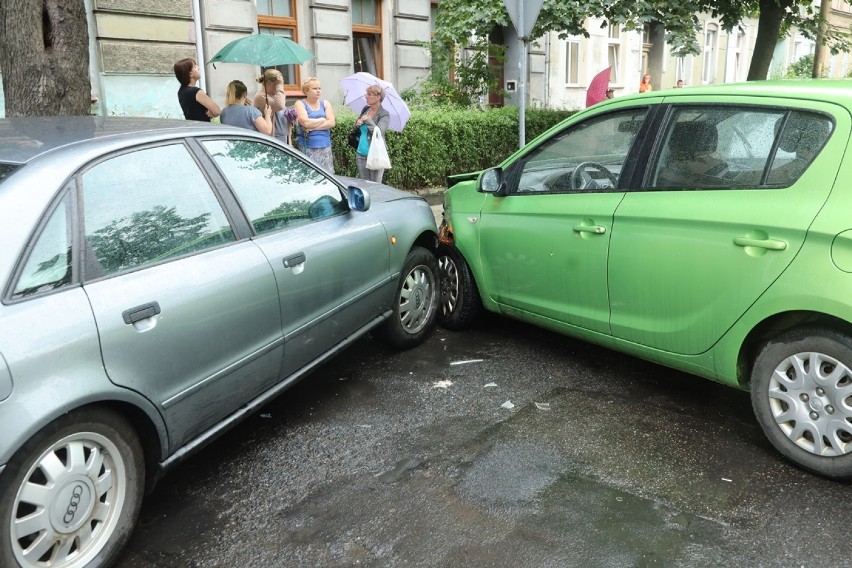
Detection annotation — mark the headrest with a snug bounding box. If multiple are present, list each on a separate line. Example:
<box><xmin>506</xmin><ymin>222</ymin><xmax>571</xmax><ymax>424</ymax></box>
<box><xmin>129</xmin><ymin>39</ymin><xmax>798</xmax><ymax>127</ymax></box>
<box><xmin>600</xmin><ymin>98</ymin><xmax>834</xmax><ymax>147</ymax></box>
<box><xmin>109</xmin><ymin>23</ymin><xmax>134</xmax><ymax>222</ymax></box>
<box><xmin>669</xmin><ymin>121</ymin><xmax>718</xmax><ymax>157</ymax></box>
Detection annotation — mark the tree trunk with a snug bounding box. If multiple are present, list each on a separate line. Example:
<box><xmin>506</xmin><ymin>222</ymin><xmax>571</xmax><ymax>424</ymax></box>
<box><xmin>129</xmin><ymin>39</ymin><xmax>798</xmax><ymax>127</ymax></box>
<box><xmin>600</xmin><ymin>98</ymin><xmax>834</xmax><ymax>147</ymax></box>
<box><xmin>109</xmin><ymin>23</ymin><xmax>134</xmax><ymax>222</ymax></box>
<box><xmin>0</xmin><ymin>0</ymin><xmax>91</xmax><ymax>116</ymax></box>
<box><xmin>747</xmin><ymin>0</ymin><xmax>792</xmax><ymax>81</ymax></box>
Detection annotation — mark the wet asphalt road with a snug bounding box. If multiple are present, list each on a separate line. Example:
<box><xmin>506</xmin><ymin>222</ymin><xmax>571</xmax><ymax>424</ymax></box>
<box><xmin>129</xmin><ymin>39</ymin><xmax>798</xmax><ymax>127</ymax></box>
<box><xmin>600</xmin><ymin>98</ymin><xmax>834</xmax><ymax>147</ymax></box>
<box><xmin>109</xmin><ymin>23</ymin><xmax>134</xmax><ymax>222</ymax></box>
<box><xmin>119</xmin><ymin>313</ymin><xmax>851</xmax><ymax>568</ymax></box>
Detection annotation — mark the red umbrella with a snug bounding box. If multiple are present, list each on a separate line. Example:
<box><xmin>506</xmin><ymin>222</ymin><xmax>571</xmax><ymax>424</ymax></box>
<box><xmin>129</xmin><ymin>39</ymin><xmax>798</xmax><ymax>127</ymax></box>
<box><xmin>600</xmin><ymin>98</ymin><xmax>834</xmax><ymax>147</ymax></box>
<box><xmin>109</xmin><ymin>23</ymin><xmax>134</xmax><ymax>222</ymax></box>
<box><xmin>586</xmin><ymin>67</ymin><xmax>612</xmax><ymax>107</ymax></box>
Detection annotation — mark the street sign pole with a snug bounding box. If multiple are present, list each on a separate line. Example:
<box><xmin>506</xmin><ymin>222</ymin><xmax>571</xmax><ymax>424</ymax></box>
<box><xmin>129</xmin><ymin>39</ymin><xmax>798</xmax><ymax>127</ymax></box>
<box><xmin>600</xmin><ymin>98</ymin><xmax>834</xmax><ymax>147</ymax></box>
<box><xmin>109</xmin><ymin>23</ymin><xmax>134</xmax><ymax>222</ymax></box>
<box><xmin>518</xmin><ymin>7</ymin><xmax>526</xmax><ymax>148</ymax></box>
<box><xmin>504</xmin><ymin>0</ymin><xmax>544</xmax><ymax>149</ymax></box>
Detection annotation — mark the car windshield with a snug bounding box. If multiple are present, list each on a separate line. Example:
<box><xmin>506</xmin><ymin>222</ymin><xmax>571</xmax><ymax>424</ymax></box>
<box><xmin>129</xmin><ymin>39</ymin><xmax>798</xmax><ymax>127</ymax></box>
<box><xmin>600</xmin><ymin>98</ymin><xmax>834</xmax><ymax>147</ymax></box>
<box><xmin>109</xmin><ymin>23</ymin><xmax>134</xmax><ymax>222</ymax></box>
<box><xmin>0</xmin><ymin>163</ymin><xmax>21</xmax><ymax>184</ymax></box>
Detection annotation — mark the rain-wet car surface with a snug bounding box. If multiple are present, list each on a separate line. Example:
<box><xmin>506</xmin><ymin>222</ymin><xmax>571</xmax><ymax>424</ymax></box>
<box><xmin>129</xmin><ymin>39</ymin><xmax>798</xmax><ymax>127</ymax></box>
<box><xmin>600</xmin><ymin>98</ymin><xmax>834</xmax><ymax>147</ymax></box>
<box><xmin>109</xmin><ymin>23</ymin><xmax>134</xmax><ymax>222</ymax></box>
<box><xmin>0</xmin><ymin>117</ymin><xmax>438</xmax><ymax>568</ymax></box>
<box><xmin>438</xmin><ymin>80</ymin><xmax>852</xmax><ymax>480</ymax></box>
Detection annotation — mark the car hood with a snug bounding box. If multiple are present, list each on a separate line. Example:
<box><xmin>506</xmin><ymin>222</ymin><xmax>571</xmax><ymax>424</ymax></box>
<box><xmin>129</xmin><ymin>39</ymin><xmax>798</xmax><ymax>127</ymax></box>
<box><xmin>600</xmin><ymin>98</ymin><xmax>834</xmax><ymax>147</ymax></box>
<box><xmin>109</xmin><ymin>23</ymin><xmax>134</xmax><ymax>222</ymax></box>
<box><xmin>339</xmin><ymin>176</ymin><xmax>422</xmax><ymax>204</ymax></box>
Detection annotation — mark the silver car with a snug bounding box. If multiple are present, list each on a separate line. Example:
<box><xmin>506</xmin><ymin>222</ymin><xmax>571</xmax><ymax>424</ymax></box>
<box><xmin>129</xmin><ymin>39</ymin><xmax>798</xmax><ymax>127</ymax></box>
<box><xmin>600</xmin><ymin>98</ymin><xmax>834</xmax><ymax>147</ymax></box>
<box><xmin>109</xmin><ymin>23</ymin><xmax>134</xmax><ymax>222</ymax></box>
<box><xmin>0</xmin><ymin>117</ymin><xmax>439</xmax><ymax>568</ymax></box>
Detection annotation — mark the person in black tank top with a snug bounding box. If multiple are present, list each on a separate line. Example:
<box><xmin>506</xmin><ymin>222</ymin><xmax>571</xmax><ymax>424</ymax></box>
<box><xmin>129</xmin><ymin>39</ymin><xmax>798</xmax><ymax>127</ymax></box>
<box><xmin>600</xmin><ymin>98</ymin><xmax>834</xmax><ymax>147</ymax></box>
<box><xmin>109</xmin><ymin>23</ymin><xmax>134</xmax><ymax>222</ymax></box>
<box><xmin>173</xmin><ymin>58</ymin><xmax>221</xmax><ymax>122</ymax></box>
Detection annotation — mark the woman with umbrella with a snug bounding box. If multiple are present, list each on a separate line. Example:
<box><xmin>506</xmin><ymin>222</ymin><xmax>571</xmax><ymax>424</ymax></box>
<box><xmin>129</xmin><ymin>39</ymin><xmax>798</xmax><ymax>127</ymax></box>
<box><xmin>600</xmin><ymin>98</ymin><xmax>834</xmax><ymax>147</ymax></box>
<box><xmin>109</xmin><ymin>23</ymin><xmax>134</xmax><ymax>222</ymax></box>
<box><xmin>294</xmin><ymin>77</ymin><xmax>336</xmax><ymax>173</ymax></box>
<box><xmin>253</xmin><ymin>69</ymin><xmax>295</xmax><ymax>145</ymax></box>
<box><xmin>352</xmin><ymin>85</ymin><xmax>390</xmax><ymax>183</ymax></box>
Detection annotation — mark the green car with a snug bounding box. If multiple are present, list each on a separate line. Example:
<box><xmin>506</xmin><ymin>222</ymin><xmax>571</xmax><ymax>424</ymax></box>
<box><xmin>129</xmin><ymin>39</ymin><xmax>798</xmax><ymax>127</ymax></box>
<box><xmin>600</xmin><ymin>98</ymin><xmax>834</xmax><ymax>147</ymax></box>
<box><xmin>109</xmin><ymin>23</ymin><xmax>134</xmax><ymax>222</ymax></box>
<box><xmin>438</xmin><ymin>80</ymin><xmax>852</xmax><ymax>480</ymax></box>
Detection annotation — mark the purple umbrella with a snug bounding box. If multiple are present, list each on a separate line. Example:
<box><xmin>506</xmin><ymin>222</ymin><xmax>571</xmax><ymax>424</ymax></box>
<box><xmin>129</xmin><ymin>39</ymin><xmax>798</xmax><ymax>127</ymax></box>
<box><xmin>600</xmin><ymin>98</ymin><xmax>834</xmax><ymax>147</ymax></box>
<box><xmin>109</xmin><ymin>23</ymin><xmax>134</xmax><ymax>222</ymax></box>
<box><xmin>340</xmin><ymin>72</ymin><xmax>411</xmax><ymax>132</ymax></box>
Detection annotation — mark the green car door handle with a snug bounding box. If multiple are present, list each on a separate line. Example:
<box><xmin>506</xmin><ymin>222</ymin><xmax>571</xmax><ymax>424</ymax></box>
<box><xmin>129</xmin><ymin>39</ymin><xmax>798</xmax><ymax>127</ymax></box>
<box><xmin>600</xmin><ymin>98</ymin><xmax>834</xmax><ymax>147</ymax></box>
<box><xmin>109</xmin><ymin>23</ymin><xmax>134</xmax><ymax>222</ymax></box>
<box><xmin>573</xmin><ymin>224</ymin><xmax>606</xmax><ymax>235</ymax></box>
<box><xmin>733</xmin><ymin>237</ymin><xmax>787</xmax><ymax>251</ymax></box>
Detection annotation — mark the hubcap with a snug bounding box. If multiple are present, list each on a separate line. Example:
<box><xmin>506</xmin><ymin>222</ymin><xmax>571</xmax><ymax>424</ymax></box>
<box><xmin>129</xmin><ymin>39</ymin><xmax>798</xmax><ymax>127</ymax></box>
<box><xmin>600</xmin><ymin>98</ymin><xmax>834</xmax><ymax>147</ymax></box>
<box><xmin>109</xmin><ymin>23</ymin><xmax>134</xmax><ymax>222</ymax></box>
<box><xmin>399</xmin><ymin>263</ymin><xmax>435</xmax><ymax>334</ymax></box>
<box><xmin>11</xmin><ymin>432</ymin><xmax>126</xmax><ymax>568</ymax></box>
<box><xmin>438</xmin><ymin>254</ymin><xmax>459</xmax><ymax>318</ymax></box>
<box><xmin>768</xmin><ymin>351</ymin><xmax>852</xmax><ymax>457</ymax></box>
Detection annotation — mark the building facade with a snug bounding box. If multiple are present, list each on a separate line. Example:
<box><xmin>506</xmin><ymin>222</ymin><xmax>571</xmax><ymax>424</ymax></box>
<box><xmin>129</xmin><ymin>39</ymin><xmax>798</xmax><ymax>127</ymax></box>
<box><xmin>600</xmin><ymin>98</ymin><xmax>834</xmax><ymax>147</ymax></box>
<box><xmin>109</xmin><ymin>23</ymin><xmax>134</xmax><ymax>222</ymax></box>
<box><xmin>0</xmin><ymin>1</ymin><xmax>849</xmax><ymax>117</ymax></box>
<box><xmin>84</xmin><ymin>0</ymin><xmax>434</xmax><ymax>118</ymax></box>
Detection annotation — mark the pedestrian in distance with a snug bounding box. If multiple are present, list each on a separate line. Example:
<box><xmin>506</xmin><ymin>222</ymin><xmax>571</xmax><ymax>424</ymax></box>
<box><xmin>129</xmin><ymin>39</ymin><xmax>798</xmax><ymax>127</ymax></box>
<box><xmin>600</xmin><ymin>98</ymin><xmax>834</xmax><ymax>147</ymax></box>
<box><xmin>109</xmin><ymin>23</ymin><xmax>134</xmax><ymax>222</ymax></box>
<box><xmin>220</xmin><ymin>80</ymin><xmax>273</xmax><ymax>135</ymax></box>
<box><xmin>639</xmin><ymin>73</ymin><xmax>653</xmax><ymax>93</ymax></box>
<box><xmin>173</xmin><ymin>58</ymin><xmax>220</xmax><ymax>122</ymax></box>
<box><xmin>352</xmin><ymin>85</ymin><xmax>391</xmax><ymax>183</ymax></box>
<box><xmin>294</xmin><ymin>77</ymin><xmax>336</xmax><ymax>173</ymax></box>
<box><xmin>675</xmin><ymin>79</ymin><xmax>685</xmax><ymax>88</ymax></box>
<box><xmin>253</xmin><ymin>69</ymin><xmax>294</xmax><ymax>145</ymax></box>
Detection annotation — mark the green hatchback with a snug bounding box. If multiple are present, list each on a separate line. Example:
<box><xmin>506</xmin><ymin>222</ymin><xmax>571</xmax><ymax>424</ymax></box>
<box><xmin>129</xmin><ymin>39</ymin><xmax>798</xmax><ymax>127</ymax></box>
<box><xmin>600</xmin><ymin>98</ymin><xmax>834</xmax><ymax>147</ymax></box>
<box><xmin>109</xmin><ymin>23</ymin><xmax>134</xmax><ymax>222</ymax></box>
<box><xmin>438</xmin><ymin>80</ymin><xmax>852</xmax><ymax>480</ymax></box>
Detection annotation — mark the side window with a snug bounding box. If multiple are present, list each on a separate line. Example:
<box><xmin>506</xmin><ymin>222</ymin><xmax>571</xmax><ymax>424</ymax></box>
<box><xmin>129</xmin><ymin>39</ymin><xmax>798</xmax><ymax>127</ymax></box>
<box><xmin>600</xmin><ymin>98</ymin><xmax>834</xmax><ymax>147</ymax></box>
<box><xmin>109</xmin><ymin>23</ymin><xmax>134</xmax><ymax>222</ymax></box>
<box><xmin>12</xmin><ymin>194</ymin><xmax>72</xmax><ymax>299</ymax></box>
<box><xmin>515</xmin><ymin>108</ymin><xmax>648</xmax><ymax>194</ymax></box>
<box><xmin>766</xmin><ymin>112</ymin><xmax>833</xmax><ymax>185</ymax></box>
<box><xmin>82</xmin><ymin>144</ymin><xmax>236</xmax><ymax>276</ymax></box>
<box><xmin>650</xmin><ymin>106</ymin><xmax>787</xmax><ymax>190</ymax></box>
<box><xmin>202</xmin><ymin>139</ymin><xmax>347</xmax><ymax>234</ymax></box>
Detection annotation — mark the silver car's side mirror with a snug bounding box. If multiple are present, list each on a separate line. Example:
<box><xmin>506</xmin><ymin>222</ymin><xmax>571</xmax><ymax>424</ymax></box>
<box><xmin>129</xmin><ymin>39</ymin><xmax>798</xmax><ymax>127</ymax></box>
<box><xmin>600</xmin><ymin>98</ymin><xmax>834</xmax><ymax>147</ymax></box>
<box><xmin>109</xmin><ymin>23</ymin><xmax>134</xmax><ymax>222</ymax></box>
<box><xmin>347</xmin><ymin>186</ymin><xmax>371</xmax><ymax>212</ymax></box>
<box><xmin>478</xmin><ymin>167</ymin><xmax>506</xmax><ymax>195</ymax></box>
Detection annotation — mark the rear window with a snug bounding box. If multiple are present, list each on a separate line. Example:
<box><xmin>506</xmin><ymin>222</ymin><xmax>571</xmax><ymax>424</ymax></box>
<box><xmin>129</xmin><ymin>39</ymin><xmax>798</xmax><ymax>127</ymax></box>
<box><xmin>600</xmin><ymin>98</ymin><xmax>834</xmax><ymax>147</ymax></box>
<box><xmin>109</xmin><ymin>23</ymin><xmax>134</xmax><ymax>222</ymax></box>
<box><xmin>0</xmin><ymin>163</ymin><xmax>20</xmax><ymax>184</ymax></box>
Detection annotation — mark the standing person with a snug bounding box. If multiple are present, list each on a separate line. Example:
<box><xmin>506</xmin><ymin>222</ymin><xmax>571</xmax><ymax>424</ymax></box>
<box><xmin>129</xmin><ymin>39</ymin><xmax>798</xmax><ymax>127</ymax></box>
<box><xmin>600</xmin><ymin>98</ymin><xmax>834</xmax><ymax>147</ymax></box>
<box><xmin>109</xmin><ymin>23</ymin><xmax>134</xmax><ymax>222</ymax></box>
<box><xmin>253</xmin><ymin>69</ymin><xmax>292</xmax><ymax>145</ymax></box>
<box><xmin>295</xmin><ymin>77</ymin><xmax>336</xmax><ymax>173</ymax></box>
<box><xmin>173</xmin><ymin>58</ymin><xmax>220</xmax><ymax>121</ymax></box>
<box><xmin>639</xmin><ymin>73</ymin><xmax>653</xmax><ymax>93</ymax></box>
<box><xmin>220</xmin><ymin>80</ymin><xmax>273</xmax><ymax>135</ymax></box>
<box><xmin>353</xmin><ymin>85</ymin><xmax>391</xmax><ymax>183</ymax></box>
<box><xmin>675</xmin><ymin>79</ymin><xmax>685</xmax><ymax>88</ymax></box>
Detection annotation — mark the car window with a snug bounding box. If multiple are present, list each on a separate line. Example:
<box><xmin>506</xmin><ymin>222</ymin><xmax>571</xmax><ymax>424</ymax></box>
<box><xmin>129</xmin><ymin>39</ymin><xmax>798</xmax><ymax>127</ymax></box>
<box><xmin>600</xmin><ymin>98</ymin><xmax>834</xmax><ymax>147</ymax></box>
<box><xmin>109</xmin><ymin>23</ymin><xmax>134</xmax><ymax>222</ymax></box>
<box><xmin>202</xmin><ymin>139</ymin><xmax>347</xmax><ymax>234</ymax></box>
<box><xmin>648</xmin><ymin>106</ymin><xmax>827</xmax><ymax>190</ymax></box>
<box><xmin>81</xmin><ymin>144</ymin><xmax>236</xmax><ymax>276</ymax></box>
<box><xmin>11</xmin><ymin>194</ymin><xmax>72</xmax><ymax>299</ymax></box>
<box><xmin>766</xmin><ymin>111</ymin><xmax>833</xmax><ymax>185</ymax></box>
<box><xmin>515</xmin><ymin>108</ymin><xmax>648</xmax><ymax>194</ymax></box>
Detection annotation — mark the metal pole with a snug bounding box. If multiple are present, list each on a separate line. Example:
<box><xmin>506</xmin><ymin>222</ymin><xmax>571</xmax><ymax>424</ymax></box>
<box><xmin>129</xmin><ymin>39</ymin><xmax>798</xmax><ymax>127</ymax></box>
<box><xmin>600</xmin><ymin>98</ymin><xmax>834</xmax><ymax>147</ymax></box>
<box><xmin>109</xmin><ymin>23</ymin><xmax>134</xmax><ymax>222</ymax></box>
<box><xmin>518</xmin><ymin>3</ymin><xmax>525</xmax><ymax>148</ymax></box>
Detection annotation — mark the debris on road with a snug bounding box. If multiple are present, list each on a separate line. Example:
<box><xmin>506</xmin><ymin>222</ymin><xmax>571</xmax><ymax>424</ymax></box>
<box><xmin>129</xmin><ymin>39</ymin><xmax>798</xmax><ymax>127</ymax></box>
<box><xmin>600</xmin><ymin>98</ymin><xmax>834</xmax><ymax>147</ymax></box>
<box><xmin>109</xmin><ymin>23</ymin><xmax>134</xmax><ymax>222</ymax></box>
<box><xmin>450</xmin><ymin>359</ymin><xmax>484</xmax><ymax>366</ymax></box>
<box><xmin>432</xmin><ymin>380</ymin><xmax>453</xmax><ymax>389</ymax></box>
<box><xmin>500</xmin><ymin>400</ymin><xmax>515</xmax><ymax>410</ymax></box>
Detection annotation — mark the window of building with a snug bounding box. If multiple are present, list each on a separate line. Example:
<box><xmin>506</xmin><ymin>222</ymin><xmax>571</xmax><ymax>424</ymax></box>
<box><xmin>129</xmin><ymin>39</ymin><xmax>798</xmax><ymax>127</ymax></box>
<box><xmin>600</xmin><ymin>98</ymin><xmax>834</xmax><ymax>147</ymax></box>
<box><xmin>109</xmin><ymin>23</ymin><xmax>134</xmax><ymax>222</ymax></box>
<box><xmin>702</xmin><ymin>24</ymin><xmax>718</xmax><ymax>84</ymax></box>
<box><xmin>353</xmin><ymin>0</ymin><xmax>382</xmax><ymax>77</ymax></box>
<box><xmin>733</xmin><ymin>28</ymin><xmax>746</xmax><ymax>81</ymax></box>
<box><xmin>566</xmin><ymin>41</ymin><xmax>579</xmax><ymax>85</ymax></box>
<box><xmin>257</xmin><ymin>0</ymin><xmax>300</xmax><ymax>89</ymax></box>
<box><xmin>607</xmin><ymin>25</ymin><xmax>621</xmax><ymax>84</ymax></box>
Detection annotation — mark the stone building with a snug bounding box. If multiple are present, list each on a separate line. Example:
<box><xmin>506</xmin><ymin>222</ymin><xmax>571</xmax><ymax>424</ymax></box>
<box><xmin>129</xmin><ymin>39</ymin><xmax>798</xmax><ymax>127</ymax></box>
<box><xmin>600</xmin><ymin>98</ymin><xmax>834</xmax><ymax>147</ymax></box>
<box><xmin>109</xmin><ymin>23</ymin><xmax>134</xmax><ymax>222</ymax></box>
<box><xmin>86</xmin><ymin>0</ymin><xmax>435</xmax><ymax>118</ymax></box>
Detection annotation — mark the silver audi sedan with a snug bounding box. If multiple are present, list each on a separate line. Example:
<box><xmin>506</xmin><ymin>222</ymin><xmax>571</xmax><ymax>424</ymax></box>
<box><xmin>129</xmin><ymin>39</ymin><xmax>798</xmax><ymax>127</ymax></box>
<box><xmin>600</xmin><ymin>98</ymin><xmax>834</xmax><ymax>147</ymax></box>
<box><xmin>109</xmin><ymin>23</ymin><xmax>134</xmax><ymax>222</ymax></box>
<box><xmin>0</xmin><ymin>117</ymin><xmax>439</xmax><ymax>568</ymax></box>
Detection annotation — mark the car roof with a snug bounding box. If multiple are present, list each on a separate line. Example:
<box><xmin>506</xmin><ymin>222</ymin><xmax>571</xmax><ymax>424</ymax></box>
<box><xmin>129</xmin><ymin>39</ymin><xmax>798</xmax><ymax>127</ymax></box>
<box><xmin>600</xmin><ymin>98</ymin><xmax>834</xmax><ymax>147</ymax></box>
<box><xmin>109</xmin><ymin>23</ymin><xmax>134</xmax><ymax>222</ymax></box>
<box><xmin>0</xmin><ymin>117</ymin><xmax>226</xmax><ymax>164</ymax></box>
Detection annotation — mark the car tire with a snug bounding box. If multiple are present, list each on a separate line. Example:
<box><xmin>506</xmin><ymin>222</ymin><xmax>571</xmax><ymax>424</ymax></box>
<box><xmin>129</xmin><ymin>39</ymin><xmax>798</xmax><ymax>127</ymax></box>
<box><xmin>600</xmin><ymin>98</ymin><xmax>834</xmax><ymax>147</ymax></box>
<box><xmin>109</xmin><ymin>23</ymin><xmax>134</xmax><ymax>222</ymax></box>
<box><xmin>381</xmin><ymin>246</ymin><xmax>438</xmax><ymax>349</ymax></box>
<box><xmin>437</xmin><ymin>244</ymin><xmax>482</xmax><ymax>330</ymax></box>
<box><xmin>0</xmin><ymin>408</ymin><xmax>145</xmax><ymax>568</ymax></box>
<box><xmin>751</xmin><ymin>327</ymin><xmax>852</xmax><ymax>480</ymax></box>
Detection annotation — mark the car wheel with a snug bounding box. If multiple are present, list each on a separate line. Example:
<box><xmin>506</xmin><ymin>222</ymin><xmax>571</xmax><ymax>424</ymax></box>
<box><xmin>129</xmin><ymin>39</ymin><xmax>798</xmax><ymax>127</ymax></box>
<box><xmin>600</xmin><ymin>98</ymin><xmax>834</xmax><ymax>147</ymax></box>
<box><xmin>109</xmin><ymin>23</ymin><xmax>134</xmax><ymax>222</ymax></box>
<box><xmin>751</xmin><ymin>327</ymin><xmax>852</xmax><ymax>479</ymax></box>
<box><xmin>382</xmin><ymin>246</ymin><xmax>438</xmax><ymax>349</ymax></box>
<box><xmin>437</xmin><ymin>244</ymin><xmax>482</xmax><ymax>330</ymax></box>
<box><xmin>0</xmin><ymin>408</ymin><xmax>145</xmax><ymax>568</ymax></box>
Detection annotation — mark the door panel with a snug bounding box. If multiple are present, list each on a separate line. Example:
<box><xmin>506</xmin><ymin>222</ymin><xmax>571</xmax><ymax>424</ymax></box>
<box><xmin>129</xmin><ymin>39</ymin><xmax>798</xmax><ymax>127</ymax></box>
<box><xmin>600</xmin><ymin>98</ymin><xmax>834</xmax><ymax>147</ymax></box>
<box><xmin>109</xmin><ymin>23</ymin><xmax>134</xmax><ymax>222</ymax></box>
<box><xmin>478</xmin><ymin>108</ymin><xmax>648</xmax><ymax>333</ymax></box>
<box><xmin>609</xmin><ymin>102</ymin><xmax>846</xmax><ymax>354</ymax></box>
<box><xmin>201</xmin><ymin>139</ymin><xmax>390</xmax><ymax>374</ymax></box>
<box><xmin>79</xmin><ymin>143</ymin><xmax>283</xmax><ymax>449</ymax></box>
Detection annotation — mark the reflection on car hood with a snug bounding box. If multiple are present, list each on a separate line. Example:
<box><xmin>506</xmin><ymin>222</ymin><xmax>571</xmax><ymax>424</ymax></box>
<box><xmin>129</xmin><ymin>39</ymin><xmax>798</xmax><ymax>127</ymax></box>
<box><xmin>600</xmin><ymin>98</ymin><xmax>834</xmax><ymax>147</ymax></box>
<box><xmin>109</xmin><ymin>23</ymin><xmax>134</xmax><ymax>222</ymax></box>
<box><xmin>339</xmin><ymin>176</ymin><xmax>422</xmax><ymax>204</ymax></box>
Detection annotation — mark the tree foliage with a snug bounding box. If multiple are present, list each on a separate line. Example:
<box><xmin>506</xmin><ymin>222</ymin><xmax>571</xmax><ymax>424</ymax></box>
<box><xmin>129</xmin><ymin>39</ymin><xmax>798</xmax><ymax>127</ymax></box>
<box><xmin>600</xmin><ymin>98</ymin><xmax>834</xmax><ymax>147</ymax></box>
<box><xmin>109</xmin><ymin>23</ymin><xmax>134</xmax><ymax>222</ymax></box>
<box><xmin>432</xmin><ymin>0</ymin><xmax>850</xmax><ymax>83</ymax></box>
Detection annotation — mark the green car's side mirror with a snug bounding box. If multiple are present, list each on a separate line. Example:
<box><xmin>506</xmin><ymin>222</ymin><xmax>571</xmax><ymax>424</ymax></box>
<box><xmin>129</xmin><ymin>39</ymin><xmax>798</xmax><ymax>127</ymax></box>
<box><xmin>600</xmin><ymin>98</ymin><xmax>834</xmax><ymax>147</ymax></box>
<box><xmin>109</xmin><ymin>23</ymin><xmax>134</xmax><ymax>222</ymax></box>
<box><xmin>478</xmin><ymin>167</ymin><xmax>506</xmax><ymax>195</ymax></box>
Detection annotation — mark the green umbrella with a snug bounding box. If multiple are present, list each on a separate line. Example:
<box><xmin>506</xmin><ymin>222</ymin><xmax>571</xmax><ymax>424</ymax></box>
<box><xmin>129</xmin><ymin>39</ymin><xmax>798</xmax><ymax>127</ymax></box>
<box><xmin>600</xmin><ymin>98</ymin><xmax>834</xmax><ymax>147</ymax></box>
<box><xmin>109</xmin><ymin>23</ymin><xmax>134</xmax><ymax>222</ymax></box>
<box><xmin>208</xmin><ymin>34</ymin><xmax>314</xmax><ymax>67</ymax></box>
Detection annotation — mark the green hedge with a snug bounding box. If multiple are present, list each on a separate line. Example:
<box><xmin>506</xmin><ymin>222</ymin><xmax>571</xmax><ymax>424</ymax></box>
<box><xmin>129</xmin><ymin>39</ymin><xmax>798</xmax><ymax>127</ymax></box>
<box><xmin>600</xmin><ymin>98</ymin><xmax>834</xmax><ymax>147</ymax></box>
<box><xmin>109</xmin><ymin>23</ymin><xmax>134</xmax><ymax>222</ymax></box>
<box><xmin>330</xmin><ymin>106</ymin><xmax>575</xmax><ymax>190</ymax></box>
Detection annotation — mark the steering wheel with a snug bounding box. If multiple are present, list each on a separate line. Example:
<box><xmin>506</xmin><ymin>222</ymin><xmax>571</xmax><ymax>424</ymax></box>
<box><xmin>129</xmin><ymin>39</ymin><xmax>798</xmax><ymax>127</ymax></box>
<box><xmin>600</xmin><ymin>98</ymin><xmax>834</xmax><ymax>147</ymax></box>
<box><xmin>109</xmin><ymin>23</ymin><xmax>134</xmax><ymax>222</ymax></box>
<box><xmin>570</xmin><ymin>161</ymin><xmax>619</xmax><ymax>190</ymax></box>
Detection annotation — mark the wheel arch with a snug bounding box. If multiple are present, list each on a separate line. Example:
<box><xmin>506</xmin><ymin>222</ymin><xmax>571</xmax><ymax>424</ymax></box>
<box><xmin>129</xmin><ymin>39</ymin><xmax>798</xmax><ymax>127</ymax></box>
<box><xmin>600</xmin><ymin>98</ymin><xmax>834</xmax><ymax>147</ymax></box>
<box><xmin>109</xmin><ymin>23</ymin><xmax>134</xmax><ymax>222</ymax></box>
<box><xmin>737</xmin><ymin>311</ymin><xmax>852</xmax><ymax>388</ymax></box>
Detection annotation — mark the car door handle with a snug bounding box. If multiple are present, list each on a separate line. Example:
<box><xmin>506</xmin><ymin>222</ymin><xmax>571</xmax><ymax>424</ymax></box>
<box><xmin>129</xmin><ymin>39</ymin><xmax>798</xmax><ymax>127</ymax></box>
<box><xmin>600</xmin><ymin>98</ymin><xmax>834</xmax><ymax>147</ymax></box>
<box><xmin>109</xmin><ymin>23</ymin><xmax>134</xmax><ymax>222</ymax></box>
<box><xmin>122</xmin><ymin>301</ymin><xmax>161</xmax><ymax>324</ymax></box>
<box><xmin>283</xmin><ymin>252</ymin><xmax>306</xmax><ymax>268</ymax></box>
<box><xmin>733</xmin><ymin>237</ymin><xmax>787</xmax><ymax>251</ymax></box>
<box><xmin>573</xmin><ymin>224</ymin><xmax>606</xmax><ymax>235</ymax></box>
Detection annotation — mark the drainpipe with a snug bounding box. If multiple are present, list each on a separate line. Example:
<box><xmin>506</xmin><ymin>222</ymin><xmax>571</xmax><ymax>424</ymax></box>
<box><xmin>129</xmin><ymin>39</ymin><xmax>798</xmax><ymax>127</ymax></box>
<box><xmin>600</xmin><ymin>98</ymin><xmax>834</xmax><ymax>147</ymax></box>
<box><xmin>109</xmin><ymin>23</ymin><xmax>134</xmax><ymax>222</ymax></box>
<box><xmin>543</xmin><ymin>32</ymin><xmax>550</xmax><ymax>108</ymax></box>
<box><xmin>193</xmin><ymin>0</ymin><xmax>206</xmax><ymax>91</ymax></box>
